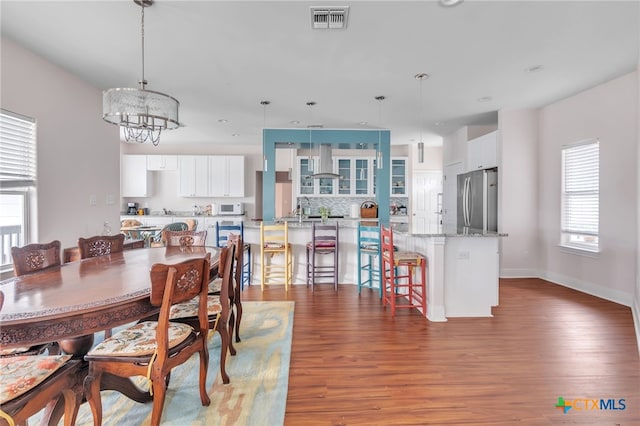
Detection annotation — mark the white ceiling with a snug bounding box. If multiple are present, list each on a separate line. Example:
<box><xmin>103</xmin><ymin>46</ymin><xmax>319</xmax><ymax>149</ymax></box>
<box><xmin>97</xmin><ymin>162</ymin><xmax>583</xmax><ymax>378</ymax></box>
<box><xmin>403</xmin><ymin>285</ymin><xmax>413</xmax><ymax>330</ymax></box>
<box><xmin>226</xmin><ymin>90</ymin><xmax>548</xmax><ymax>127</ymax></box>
<box><xmin>1</xmin><ymin>0</ymin><xmax>638</xmax><ymax>147</ymax></box>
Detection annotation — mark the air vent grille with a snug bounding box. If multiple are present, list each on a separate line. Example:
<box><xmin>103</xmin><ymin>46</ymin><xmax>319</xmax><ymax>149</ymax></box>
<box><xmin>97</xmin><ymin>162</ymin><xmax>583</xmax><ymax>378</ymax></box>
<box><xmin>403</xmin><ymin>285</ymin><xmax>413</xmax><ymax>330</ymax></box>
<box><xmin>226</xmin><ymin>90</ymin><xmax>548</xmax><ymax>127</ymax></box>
<box><xmin>310</xmin><ymin>6</ymin><xmax>349</xmax><ymax>29</ymax></box>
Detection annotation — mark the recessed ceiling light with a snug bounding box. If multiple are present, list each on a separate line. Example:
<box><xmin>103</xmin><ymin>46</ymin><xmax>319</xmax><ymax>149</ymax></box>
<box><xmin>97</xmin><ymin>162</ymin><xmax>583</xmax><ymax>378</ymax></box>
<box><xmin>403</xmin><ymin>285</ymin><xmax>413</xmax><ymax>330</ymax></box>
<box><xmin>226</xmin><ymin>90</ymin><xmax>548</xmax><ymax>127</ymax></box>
<box><xmin>477</xmin><ymin>96</ymin><xmax>493</xmax><ymax>103</ymax></box>
<box><xmin>217</xmin><ymin>119</ymin><xmax>228</xmax><ymax>123</ymax></box>
<box><xmin>526</xmin><ymin>65</ymin><xmax>544</xmax><ymax>73</ymax></box>
<box><xmin>434</xmin><ymin>121</ymin><xmax>442</xmax><ymax>126</ymax></box>
<box><xmin>231</xmin><ymin>133</ymin><xmax>239</xmax><ymax>137</ymax></box>
<box><xmin>439</xmin><ymin>0</ymin><xmax>464</xmax><ymax>7</ymax></box>
<box><xmin>289</xmin><ymin>120</ymin><xmax>300</xmax><ymax>125</ymax></box>
<box><xmin>358</xmin><ymin>121</ymin><xmax>368</xmax><ymax>126</ymax></box>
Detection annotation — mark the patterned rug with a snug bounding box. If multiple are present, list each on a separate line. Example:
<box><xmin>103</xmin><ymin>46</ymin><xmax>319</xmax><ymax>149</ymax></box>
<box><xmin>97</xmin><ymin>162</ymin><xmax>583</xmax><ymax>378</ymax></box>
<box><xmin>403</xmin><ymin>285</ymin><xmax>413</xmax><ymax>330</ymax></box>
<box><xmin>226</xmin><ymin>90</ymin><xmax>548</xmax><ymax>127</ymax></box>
<box><xmin>49</xmin><ymin>301</ymin><xmax>294</xmax><ymax>426</ymax></box>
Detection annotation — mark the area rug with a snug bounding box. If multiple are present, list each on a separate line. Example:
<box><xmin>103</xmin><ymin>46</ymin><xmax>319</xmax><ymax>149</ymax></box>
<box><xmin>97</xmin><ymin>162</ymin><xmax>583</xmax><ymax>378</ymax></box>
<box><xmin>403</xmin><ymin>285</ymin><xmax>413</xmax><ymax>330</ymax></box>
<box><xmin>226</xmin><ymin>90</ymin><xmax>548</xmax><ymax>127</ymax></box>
<box><xmin>50</xmin><ymin>301</ymin><xmax>294</xmax><ymax>426</ymax></box>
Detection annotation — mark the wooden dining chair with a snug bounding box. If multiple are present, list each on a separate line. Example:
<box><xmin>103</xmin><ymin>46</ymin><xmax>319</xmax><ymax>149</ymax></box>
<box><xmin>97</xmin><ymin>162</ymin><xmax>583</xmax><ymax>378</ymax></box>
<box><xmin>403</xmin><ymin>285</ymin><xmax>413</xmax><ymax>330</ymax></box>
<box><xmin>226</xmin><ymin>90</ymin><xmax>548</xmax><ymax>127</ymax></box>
<box><xmin>164</xmin><ymin>230</ymin><xmax>207</xmax><ymax>247</ymax></box>
<box><xmin>77</xmin><ymin>234</ymin><xmax>125</xmax><ymax>259</ymax></box>
<box><xmin>208</xmin><ymin>233</ymin><xmax>243</xmax><ymax>344</ymax></box>
<box><xmin>169</xmin><ymin>240</ymin><xmax>236</xmax><ymax>370</ymax></box>
<box><xmin>151</xmin><ymin>222</ymin><xmax>189</xmax><ymax>247</ymax></box>
<box><xmin>83</xmin><ymin>253</ymin><xmax>214</xmax><ymax>426</ymax></box>
<box><xmin>77</xmin><ymin>234</ymin><xmax>125</xmax><ymax>339</ymax></box>
<box><xmin>5</xmin><ymin>241</ymin><xmax>62</xmax><ymax>357</ymax></box>
<box><xmin>0</xmin><ymin>292</ymin><xmax>82</xmax><ymax>426</ymax></box>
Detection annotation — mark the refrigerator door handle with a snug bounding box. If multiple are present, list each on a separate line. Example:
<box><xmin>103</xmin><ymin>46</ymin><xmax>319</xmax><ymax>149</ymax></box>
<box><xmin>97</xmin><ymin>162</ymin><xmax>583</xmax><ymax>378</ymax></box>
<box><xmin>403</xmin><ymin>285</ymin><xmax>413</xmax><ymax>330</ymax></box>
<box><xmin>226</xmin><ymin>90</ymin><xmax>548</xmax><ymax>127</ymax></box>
<box><xmin>461</xmin><ymin>177</ymin><xmax>467</xmax><ymax>226</ymax></box>
<box><xmin>464</xmin><ymin>176</ymin><xmax>471</xmax><ymax>227</ymax></box>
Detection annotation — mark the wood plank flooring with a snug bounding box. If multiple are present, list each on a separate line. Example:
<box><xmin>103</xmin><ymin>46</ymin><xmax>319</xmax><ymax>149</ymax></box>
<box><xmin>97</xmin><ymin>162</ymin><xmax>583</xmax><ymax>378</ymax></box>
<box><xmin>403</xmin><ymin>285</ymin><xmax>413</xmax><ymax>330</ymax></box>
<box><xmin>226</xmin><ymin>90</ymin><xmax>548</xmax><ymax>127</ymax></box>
<box><xmin>242</xmin><ymin>278</ymin><xmax>640</xmax><ymax>425</ymax></box>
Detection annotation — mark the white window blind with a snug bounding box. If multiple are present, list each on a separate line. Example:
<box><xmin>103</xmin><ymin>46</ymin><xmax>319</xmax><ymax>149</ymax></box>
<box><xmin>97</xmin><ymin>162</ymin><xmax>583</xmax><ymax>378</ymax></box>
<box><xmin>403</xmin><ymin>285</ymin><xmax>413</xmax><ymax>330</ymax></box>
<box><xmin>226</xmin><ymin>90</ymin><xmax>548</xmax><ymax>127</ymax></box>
<box><xmin>561</xmin><ymin>140</ymin><xmax>599</xmax><ymax>251</ymax></box>
<box><xmin>0</xmin><ymin>109</ymin><xmax>37</xmax><ymax>188</ymax></box>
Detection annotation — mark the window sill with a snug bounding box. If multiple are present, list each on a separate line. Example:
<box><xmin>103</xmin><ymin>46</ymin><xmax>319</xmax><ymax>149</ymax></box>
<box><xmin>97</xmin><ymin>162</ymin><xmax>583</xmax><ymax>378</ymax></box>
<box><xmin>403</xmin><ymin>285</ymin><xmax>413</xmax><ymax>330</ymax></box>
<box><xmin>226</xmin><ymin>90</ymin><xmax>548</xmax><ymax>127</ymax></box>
<box><xmin>558</xmin><ymin>244</ymin><xmax>600</xmax><ymax>258</ymax></box>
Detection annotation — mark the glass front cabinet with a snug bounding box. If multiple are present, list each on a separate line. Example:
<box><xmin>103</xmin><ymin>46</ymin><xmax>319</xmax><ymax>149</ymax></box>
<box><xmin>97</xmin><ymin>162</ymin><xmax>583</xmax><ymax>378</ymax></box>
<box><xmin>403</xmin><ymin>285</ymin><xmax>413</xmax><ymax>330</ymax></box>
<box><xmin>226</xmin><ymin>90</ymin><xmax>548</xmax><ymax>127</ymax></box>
<box><xmin>297</xmin><ymin>157</ymin><xmax>335</xmax><ymax>196</ymax></box>
<box><xmin>391</xmin><ymin>158</ymin><xmax>407</xmax><ymax>196</ymax></box>
<box><xmin>296</xmin><ymin>156</ymin><xmax>405</xmax><ymax>197</ymax></box>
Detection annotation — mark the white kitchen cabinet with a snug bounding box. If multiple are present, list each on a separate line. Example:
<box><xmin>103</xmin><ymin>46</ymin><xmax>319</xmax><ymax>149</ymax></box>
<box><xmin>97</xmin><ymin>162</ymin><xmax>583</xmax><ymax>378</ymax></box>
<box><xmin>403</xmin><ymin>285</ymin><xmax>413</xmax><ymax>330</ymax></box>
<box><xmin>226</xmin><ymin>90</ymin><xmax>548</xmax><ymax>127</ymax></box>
<box><xmin>391</xmin><ymin>157</ymin><xmax>408</xmax><ymax>196</ymax></box>
<box><xmin>295</xmin><ymin>156</ymin><xmax>336</xmax><ymax>196</ymax></box>
<box><xmin>335</xmin><ymin>157</ymin><xmax>372</xmax><ymax>196</ymax></box>
<box><xmin>210</xmin><ymin>155</ymin><xmax>245</xmax><ymax>197</ymax></box>
<box><xmin>178</xmin><ymin>155</ymin><xmax>209</xmax><ymax>197</ymax></box>
<box><xmin>467</xmin><ymin>130</ymin><xmax>497</xmax><ymax>171</ymax></box>
<box><xmin>147</xmin><ymin>155</ymin><xmax>178</xmax><ymax>171</ymax></box>
<box><xmin>121</xmin><ymin>155</ymin><xmax>151</xmax><ymax>197</ymax></box>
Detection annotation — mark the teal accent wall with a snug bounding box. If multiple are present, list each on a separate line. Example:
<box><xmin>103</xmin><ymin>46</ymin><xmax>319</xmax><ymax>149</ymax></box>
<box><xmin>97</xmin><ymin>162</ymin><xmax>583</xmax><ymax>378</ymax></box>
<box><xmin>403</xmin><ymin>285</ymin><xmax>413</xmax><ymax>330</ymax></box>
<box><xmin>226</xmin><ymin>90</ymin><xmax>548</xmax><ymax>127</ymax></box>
<box><xmin>262</xmin><ymin>128</ymin><xmax>390</xmax><ymax>225</ymax></box>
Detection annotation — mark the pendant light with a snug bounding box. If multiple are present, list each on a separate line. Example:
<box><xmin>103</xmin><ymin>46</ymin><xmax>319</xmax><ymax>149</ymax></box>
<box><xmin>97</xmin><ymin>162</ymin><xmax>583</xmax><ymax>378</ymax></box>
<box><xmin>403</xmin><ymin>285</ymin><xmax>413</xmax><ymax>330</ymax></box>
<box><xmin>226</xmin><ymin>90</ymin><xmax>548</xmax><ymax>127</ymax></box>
<box><xmin>102</xmin><ymin>0</ymin><xmax>180</xmax><ymax>146</ymax></box>
<box><xmin>261</xmin><ymin>100</ymin><xmax>270</xmax><ymax>171</ymax></box>
<box><xmin>306</xmin><ymin>101</ymin><xmax>316</xmax><ymax>172</ymax></box>
<box><xmin>375</xmin><ymin>95</ymin><xmax>385</xmax><ymax>169</ymax></box>
<box><xmin>415</xmin><ymin>73</ymin><xmax>429</xmax><ymax>163</ymax></box>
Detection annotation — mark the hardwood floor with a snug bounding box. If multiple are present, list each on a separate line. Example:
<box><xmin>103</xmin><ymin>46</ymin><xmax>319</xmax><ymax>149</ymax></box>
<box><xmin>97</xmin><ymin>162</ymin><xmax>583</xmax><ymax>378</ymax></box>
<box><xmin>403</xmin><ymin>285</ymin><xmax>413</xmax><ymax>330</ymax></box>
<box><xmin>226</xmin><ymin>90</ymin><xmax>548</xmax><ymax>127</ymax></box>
<box><xmin>242</xmin><ymin>278</ymin><xmax>640</xmax><ymax>425</ymax></box>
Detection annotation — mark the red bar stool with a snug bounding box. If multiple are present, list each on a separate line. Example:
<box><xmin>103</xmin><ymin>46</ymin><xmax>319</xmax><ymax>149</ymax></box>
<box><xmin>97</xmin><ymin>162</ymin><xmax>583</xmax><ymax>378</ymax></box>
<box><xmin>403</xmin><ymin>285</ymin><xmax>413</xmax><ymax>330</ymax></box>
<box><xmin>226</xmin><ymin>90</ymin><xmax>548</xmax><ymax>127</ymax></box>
<box><xmin>380</xmin><ymin>225</ymin><xmax>427</xmax><ymax>316</ymax></box>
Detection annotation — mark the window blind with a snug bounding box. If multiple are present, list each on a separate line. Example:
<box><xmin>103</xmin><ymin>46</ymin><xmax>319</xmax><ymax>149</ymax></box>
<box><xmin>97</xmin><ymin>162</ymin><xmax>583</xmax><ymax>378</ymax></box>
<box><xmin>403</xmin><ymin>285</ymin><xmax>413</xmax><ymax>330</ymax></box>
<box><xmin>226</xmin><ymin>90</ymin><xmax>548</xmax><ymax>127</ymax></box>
<box><xmin>561</xmin><ymin>140</ymin><xmax>599</xmax><ymax>250</ymax></box>
<box><xmin>0</xmin><ymin>109</ymin><xmax>36</xmax><ymax>188</ymax></box>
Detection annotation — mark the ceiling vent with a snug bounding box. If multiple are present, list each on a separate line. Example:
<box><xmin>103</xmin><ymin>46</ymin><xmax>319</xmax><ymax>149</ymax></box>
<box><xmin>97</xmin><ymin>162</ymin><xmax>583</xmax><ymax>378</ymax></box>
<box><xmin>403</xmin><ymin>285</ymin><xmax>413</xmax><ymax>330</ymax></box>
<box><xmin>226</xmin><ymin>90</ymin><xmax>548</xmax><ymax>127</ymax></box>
<box><xmin>310</xmin><ymin>6</ymin><xmax>349</xmax><ymax>29</ymax></box>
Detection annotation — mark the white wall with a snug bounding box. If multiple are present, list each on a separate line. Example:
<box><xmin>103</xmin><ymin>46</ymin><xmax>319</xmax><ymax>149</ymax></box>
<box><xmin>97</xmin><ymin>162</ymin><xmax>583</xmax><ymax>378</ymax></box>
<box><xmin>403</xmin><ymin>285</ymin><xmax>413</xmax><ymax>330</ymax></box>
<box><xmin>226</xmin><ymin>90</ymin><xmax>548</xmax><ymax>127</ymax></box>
<box><xmin>538</xmin><ymin>72</ymin><xmax>638</xmax><ymax>306</ymax></box>
<box><xmin>635</xmin><ymin>40</ymin><xmax>640</xmax><ymax>352</ymax></box>
<box><xmin>498</xmin><ymin>109</ymin><xmax>540</xmax><ymax>277</ymax></box>
<box><xmin>1</xmin><ymin>37</ymin><xmax>120</xmax><ymax>249</ymax></box>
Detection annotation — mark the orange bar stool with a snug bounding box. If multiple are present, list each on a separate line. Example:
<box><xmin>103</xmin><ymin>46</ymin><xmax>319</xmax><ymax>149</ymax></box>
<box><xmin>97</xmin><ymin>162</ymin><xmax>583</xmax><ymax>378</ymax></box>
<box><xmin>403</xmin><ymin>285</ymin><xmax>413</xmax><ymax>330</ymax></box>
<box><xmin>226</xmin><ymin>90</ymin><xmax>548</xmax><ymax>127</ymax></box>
<box><xmin>380</xmin><ymin>225</ymin><xmax>427</xmax><ymax>316</ymax></box>
<box><xmin>305</xmin><ymin>222</ymin><xmax>339</xmax><ymax>291</ymax></box>
<box><xmin>260</xmin><ymin>222</ymin><xmax>292</xmax><ymax>291</ymax></box>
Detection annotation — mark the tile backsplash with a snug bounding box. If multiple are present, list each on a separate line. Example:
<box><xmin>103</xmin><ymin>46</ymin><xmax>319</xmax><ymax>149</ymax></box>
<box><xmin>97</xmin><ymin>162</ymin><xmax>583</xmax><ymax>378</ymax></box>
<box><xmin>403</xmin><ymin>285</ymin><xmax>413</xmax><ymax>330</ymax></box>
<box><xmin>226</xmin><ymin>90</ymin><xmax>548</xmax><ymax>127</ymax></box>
<box><xmin>296</xmin><ymin>197</ymin><xmax>408</xmax><ymax>217</ymax></box>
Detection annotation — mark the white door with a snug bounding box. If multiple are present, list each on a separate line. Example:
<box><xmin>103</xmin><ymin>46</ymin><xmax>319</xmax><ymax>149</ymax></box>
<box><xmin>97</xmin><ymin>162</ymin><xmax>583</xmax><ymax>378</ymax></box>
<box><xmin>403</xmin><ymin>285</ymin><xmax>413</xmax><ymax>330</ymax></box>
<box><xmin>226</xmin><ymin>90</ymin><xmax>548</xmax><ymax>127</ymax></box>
<box><xmin>411</xmin><ymin>171</ymin><xmax>442</xmax><ymax>234</ymax></box>
<box><xmin>443</xmin><ymin>162</ymin><xmax>464</xmax><ymax>228</ymax></box>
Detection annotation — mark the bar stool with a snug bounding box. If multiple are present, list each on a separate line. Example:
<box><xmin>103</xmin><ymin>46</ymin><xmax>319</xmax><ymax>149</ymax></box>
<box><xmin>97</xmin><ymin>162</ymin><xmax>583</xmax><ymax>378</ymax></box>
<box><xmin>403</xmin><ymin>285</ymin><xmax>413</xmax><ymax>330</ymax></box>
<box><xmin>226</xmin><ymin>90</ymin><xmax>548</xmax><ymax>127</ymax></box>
<box><xmin>260</xmin><ymin>222</ymin><xmax>292</xmax><ymax>291</ymax></box>
<box><xmin>215</xmin><ymin>221</ymin><xmax>251</xmax><ymax>289</ymax></box>
<box><xmin>306</xmin><ymin>222</ymin><xmax>339</xmax><ymax>292</ymax></box>
<box><xmin>380</xmin><ymin>224</ymin><xmax>427</xmax><ymax>316</ymax></box>
<box><xmin>357</xmin><ymin>221</ymin><xmax>382</xmax><ymax>297</ymax></box>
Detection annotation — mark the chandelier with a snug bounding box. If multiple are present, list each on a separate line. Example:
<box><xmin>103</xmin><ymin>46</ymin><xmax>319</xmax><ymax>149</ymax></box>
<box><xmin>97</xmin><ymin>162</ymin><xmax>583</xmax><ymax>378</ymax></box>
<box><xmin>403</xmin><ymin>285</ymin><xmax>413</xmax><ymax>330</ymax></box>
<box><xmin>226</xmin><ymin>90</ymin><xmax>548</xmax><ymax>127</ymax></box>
<box><xmin>102</xmin><ymin>0</ymin><xmax>180</xmax><ymax>146</ymax></box>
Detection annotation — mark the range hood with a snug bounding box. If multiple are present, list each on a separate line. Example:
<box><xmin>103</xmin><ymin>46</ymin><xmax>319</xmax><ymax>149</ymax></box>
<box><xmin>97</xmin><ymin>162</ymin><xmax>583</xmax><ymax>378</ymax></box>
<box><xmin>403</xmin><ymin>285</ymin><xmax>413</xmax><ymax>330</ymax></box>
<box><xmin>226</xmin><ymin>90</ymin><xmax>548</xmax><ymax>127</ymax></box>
<box><xmin>308</xmin><ymin>144</ymin><xmax>341</xmax><ymax>179</ymax></box>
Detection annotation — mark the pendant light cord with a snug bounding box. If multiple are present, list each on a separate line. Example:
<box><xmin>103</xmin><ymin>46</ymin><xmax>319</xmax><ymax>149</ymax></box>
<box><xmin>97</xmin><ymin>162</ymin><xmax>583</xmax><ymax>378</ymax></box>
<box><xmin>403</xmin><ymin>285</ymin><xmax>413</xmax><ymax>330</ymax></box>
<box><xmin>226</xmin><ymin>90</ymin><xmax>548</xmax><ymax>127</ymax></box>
<box><xmin>139</xmin><ymin>2</ymin><xmax>147</xmax><ymax>89</ymax></box>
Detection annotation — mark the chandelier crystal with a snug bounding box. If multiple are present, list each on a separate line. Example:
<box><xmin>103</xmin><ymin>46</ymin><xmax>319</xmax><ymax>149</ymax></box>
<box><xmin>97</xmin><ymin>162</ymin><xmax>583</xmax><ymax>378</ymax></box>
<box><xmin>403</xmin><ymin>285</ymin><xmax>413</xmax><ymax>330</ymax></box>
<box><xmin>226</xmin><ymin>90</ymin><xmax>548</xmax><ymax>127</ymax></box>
<box><xmin>102</xmin><ymin>0</ymin><xmax>179</xmax><ymax>146</ymax></box>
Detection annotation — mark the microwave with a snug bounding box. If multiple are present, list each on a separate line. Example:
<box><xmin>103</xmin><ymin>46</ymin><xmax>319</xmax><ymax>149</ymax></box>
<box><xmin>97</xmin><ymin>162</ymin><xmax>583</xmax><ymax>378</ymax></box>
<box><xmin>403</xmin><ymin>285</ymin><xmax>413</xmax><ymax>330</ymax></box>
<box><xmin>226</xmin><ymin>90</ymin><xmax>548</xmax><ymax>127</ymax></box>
<box><xmin>217</xmin><ymin>202</ymin><xmax>243</xmax><ymax>215</ymax></box>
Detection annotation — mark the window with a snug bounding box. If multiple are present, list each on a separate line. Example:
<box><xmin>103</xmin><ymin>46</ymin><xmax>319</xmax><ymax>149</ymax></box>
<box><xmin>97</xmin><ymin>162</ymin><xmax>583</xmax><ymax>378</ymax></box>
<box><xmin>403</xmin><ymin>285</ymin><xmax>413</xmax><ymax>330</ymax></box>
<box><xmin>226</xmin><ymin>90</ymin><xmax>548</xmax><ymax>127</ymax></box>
<box><xmin>561</xmin><ymin>139</ymin><xmax>599</xmax><ymax>252</ymax></box>
<box><xmin>0</xmin><ymin>109</ymin><xmax>36</xmax><ymax>271</ymax></box>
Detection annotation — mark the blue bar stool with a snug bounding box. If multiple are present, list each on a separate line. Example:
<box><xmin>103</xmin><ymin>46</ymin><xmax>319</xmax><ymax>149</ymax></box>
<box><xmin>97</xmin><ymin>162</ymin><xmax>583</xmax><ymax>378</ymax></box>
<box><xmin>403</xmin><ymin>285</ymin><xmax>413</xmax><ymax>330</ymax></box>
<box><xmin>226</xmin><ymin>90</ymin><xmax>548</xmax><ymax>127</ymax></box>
<box><xmin>215</xmin><ymin>221</ymin><xmax>251</xmax><ymax>289</ymax></box>
<box><xmin>357</xmin><ymin>221</ymin><xmax>382</xmax><ymax>297</ymax></box>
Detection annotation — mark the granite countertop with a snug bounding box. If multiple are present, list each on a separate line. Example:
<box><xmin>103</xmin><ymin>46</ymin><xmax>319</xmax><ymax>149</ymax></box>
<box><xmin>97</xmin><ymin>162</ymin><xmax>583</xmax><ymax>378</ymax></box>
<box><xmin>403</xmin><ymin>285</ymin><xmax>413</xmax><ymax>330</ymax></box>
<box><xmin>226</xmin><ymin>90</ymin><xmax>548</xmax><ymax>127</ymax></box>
<box><xmin>393</xmin><ymin>225</ymin><xmax>508</xmax><ymax>238</ymax></box>
<box><xmin>121</xmin><ymin>212</ymin><xmax>245</xmax><ymax>218</ymax></box>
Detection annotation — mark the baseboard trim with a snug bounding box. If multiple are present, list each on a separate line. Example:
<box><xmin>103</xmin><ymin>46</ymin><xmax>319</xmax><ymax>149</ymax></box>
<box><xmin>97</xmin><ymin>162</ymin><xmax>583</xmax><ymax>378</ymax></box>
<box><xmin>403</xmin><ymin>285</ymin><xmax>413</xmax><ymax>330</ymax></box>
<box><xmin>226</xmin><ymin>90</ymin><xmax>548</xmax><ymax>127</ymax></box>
<box><xmin>539</xmin><ymin>270</ymin><xmax>632</xmax><ymax>307</ymax></box>
<box><xmin>500</xmin><ymin>268</ymin><xmax>539</xmax><ymax>278</ymax></box>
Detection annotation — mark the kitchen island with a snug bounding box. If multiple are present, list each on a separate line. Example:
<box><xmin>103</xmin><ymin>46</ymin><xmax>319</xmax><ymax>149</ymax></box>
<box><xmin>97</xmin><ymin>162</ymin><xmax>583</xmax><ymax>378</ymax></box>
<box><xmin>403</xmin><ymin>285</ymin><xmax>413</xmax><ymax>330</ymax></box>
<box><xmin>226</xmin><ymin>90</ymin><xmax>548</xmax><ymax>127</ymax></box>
<box><xmin>393</xmin><ymin>227</ymin><xmax>507</xmax><ymax>321</ymax></box>
<box><xmin>244</xmin><ymin>220</ymin><xmax>507</xmax><ymax>321</ymax></box>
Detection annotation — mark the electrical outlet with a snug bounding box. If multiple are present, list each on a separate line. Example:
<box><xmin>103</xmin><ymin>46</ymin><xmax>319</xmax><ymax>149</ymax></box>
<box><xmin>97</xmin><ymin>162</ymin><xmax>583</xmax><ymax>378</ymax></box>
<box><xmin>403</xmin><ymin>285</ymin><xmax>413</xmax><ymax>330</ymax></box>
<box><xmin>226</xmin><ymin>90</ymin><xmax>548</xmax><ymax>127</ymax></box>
<box><xmin>457</xmin><ymin>251</ymin><xmax>470</xmax><ymax>260</ymax></box>
<box><xmin>105</xmin><ymin>194</ymin><xmax>115</xmax><ymax>205</ymax></box>
<box><xmin>89</xmin><ymin>194</ymin><xmax>97</xmax><ymax>206</ymax></box>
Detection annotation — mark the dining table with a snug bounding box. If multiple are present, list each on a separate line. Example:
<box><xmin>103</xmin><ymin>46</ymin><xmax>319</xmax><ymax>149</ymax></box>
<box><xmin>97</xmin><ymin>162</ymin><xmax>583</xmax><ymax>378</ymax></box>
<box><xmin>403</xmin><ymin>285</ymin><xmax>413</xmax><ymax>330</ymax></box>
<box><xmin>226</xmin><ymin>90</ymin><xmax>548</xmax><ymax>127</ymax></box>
<box><xmin>0</xmin><ymin>245</ymin><xmax>221</xmax><ymax>425</ymax></box>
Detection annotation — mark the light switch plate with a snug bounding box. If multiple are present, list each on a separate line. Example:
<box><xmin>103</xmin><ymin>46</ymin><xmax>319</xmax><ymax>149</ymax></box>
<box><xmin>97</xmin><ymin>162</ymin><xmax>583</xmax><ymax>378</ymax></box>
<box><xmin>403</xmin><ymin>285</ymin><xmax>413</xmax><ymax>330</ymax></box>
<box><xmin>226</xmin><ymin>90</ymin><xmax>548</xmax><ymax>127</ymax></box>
<box><xmin>89</xmin><ymin>194</ymin><xmax>97</xmax><ymax>206</ymax></box>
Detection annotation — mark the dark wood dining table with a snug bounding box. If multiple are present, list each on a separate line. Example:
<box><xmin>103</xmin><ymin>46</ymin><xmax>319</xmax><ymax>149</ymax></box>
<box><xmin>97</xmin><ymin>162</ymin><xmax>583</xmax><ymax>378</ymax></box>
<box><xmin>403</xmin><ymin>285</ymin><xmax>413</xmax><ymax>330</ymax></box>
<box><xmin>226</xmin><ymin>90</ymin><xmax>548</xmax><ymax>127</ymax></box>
<box><xmin>0</xmin><ymin>245</ymin><xmax>220</xmax><ymax>425</ymax></box>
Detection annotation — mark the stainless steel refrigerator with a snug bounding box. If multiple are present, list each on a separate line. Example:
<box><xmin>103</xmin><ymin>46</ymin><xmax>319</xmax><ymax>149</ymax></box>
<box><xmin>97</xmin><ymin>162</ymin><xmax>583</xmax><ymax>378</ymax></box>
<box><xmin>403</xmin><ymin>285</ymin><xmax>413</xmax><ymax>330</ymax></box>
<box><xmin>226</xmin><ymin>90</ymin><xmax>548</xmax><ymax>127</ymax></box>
<box><xmin>457</xmin><ymin>168</ymin><xmax>498</xmax><ymax>233</ymax></box>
